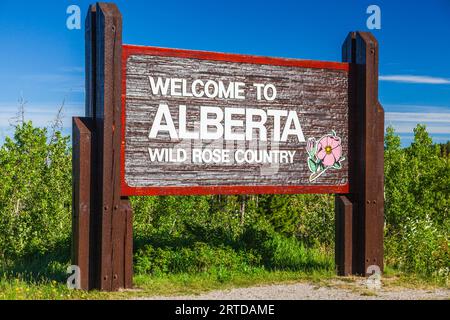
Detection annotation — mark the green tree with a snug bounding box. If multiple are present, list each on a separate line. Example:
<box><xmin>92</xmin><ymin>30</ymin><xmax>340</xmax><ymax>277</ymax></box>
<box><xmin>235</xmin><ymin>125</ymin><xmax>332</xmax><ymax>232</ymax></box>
<box><xmin>0</xmin><ymin>122</ymin><xmax>71</xmax><ymax>262</ymax></box>
<box><xmin>384</xmin><ymin>125</ymin><xmax>449</xmax><ymax>281</ymax></box>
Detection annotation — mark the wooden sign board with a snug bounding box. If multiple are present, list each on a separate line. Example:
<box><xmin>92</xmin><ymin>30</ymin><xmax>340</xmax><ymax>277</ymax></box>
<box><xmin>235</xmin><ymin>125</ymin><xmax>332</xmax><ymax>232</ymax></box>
<box><xmin>121</xmin><ymin>45</ymin><xmax>350</xmax><ymax>196</ymax></box>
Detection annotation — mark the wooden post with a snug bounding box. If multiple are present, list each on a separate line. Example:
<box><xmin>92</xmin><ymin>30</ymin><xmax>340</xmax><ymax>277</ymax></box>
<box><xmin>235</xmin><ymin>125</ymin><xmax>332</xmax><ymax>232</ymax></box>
<box><xmin>72</xmin><ymin>2</ymin><xmax>133</xmax><ymax>291</ymax></box>
<box><xmin>335</xmin><ymin>195</ymin><xmax>353</xmax><ymax>275</ymax></box>
<box><xmin>336</xmin><ymin>31</ymin><xmax>384</xmax><ymax>276</ymax></box>
<box><xmin>72</xmin><ymin>117</ymin><xmax>93</xmax><ymax>290</ymax></box>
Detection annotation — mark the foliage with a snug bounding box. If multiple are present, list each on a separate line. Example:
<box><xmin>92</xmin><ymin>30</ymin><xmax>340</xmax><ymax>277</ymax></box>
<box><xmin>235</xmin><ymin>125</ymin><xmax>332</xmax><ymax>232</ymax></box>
<box><xmin>438</xmin><ymin>141</ymin><xmax>450</xmax><ymax>157</ymax></box>
<box><xmin>0</xmin><ymin>119</ymin><xmax>448</xmax><ymax>287</ymax></box>
<box><xmin>134</xmin><ymin>242</ymin><xmax>261</xmax><ymax>277</ymax></box>
<box><xmin>384</xmin><ymin>125</ymin><xmax>449</xmax><ymax>283</ymax></box>
<box><xmin>0</xmin><ymin>122</ymin><xmax>71</xmax><ymax>262</ymax></box>
<box><xmin>260</xmin><ymin>234</ymin><xmax>333</xmax><ymax>271</ymax></box>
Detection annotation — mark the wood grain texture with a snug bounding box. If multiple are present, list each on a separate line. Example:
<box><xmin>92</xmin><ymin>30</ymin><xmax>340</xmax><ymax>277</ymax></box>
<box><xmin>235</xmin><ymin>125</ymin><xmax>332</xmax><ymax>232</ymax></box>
<box><xmin>335</xmin><ymin>194</ymin><xmax>353</xmax><ymax>276</ymax></box>
<box><xmin>72</xmin><ymin>117</ymin><xmax>92</xmax><ymax>290</ymax></box>
<box><xmin>123</xmin><ymin>49</ymin><xmax>350</xmax><ymax>192</ymax></box>
<box><xmin>93</xmin><ymin>2</ymin><xmax>129</xmax><ymax>291</ymax></box>
<box><xmin>356</xmin><ymin>32</ymin><xmax>384</xmax><ymax>275</ymax></box>
<box><xmin>75</xmin><ymin>3</ymin><xmax>133</xmax><ymax>292</ymax></box>
<box><xmin>338</xmin><ymin>31</ymin><xmax>384</xmax><ymax>276</ymax></box>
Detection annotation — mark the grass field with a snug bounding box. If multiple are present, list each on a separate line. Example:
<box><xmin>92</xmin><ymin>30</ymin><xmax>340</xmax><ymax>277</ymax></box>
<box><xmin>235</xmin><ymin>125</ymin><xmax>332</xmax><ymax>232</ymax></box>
<box><xmin>0</xmin><ymin>266</ymin><xmax>447</xmax><ymax>300</ymax></box>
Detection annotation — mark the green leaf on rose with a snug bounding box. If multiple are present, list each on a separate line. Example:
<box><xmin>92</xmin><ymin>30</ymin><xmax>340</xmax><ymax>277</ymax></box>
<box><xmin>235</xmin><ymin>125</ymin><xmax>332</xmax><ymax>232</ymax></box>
<box><xmin>308</xmin><ymin>158</ymin><xmax>317</xmax><ymax>173</ymax></box>
<box><xmin>332</xmin><ymin>161</ymin><xmax>342</xmax><ymax>169</ymax></box>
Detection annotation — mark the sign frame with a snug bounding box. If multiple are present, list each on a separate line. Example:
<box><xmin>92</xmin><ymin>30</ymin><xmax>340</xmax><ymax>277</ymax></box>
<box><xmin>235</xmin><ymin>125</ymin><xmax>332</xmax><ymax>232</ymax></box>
<box><xmin>120</xmin><ymin>45</ymin><xmax>351</xmax><ymax>196</ymax></box>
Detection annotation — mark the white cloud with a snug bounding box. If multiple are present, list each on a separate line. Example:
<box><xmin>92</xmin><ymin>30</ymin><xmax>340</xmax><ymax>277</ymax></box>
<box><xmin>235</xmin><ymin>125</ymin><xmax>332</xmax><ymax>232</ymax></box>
<box><xmin>382</xmin><ymin>104</ymin><xmax>450</xmax><ymax>113</ymax></box>
<box><xmin>0</xmin><ymin>102</ymin><xmax>84</xmax><ymax>129</ymax></box>
<box><xmin>59</xmin><ymin>66</ymin><xmax>84</xmax><ymax>73</ymax></box>
<box><xmin>0</xmin><ymin>102</ymin><xmax>84</xmax><ymax>114</ymax></box>
<box><xmin>389</xmin><ymin>123</ymin><xmax>450</xmax><ymax>134</ymax></box>
<box><xmin>50</xmin><ymin>85</ymin><xmax>85</xmax><ymax>94</ymax></box>
<box><xmin>385</xmin><ymin>112</ymin><xmax>450</xmax><ymax>134</ymax></box>
<box><xmin>385</xmin><ymin>112</ymin><xmax>450</xmax><ymax>123</ymax></box>
<box><xmin>379</xmin><ymin>75</ymin><xmax>450</xmax><ymax>84</ymax></box>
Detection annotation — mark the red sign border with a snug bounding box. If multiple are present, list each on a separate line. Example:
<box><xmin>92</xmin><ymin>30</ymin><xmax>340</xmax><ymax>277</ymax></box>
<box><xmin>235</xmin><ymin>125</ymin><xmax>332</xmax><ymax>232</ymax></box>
<box><xmin>121</xmin><ymin>44</ymin><xmax>350</xmax><ymax>196</ymax></box>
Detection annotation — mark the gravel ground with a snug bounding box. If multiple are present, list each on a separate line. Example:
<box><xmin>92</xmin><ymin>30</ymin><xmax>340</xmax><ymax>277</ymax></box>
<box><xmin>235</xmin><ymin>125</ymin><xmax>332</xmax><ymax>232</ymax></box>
<box><xmin>140</xmin><ymin>280</ymin><xmax>450</xmax><ymax>300</ymax></box>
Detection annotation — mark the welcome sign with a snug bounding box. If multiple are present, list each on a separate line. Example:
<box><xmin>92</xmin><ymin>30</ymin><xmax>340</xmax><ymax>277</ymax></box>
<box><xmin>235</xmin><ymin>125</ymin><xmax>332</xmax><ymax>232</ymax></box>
<box><xmin>121</xmin><ymin>46</ymin><xmax>350</xmax><ymax>195</ymax></box>
<box><xmin>74</xmin><ymin>3</ymin><xmax>384</xmax><ymax>291</ymax></box>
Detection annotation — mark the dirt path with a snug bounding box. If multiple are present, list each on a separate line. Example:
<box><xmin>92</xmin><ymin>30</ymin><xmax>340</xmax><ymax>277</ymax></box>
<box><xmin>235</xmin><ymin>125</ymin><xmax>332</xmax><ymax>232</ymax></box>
<box><xmin>139</xmin><ymin>280</ymin><xmax>450</xmax><ymax>300</ymax></box>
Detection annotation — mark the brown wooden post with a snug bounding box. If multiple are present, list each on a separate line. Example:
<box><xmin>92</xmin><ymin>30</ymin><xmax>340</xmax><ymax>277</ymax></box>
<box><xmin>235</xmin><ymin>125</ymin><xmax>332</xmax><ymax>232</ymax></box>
<box><xmin>72</xmin><ymin>117</ymin><xmax>93</xmax><ymax>290</ymax></box>
<box><xmin>85</xmin><ymin>5</ymin><xmax>96</xmax><ymax>118</ymax></box>
<box><xmin>335</xmin><ymin>195</ymin><xmax>353</xmax><ymax>275</ymax></box>
<box><xmin>73</xmin><ymin>2</ymin><xmax>133</xmax><ymax>291</ymax></box>
<box><xmin>336</xmin><ymin>31</ymin><xmax>384</xmax><ymax>276</ymax></box>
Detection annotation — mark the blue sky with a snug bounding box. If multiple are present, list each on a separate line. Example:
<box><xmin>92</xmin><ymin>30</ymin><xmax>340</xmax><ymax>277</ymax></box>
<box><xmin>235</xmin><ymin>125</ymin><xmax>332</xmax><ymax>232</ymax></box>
<box><xmin>0</xmin><ymin>0</ymin><xmax>449</xmax><ymax>146</ymax></box>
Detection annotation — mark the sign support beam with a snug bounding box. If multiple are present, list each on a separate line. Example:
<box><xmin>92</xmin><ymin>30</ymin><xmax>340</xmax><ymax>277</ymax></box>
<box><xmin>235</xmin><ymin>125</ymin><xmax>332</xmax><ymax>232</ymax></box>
<box><xmin>72</xmin><ymin>2</ymin><xmax>133</xmax><ymax>291</ymax></box>
<box><xmin>336</xmin><ymin>31</ymin><xmax>384</xmax><ymax>276</ymax></box>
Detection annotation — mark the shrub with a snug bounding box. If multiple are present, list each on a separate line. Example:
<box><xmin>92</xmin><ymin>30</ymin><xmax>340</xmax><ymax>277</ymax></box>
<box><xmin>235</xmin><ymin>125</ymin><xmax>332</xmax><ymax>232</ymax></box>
<box><xmin>134</xmin><ymin>242</ymin><xmax>261</xmax><ymax>276</ymax></box>
<box><xmin>0</xmin><ymin>122</ymin><xmax>71</xmax><ymax>263</ymax></box>
<box><xmin>262</xmin><ymin>233</ymin><xmax>333</xmax><ymax>271</ymax></box>
<box><xmin>384</xmin><ymin>125</ymin><xmax>449</xmax><ymax>283</ymax></box>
